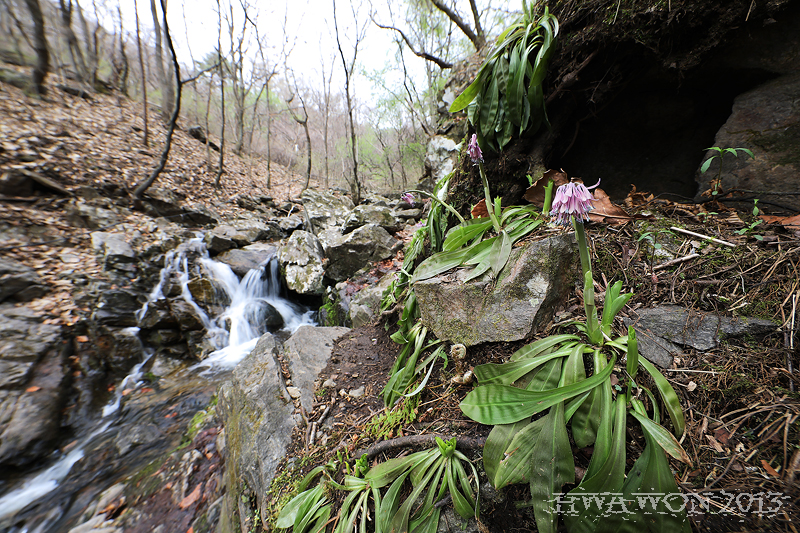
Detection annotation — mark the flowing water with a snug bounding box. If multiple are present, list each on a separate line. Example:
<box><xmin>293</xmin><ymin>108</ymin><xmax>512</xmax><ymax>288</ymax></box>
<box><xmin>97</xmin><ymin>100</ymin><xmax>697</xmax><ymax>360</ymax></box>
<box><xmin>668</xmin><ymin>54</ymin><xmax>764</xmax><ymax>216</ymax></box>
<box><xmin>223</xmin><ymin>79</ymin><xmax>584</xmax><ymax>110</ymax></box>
<box><xmin>0</xmin><ymin>238</ymin><xmax>316</xmax><ymax>532</ymax></box>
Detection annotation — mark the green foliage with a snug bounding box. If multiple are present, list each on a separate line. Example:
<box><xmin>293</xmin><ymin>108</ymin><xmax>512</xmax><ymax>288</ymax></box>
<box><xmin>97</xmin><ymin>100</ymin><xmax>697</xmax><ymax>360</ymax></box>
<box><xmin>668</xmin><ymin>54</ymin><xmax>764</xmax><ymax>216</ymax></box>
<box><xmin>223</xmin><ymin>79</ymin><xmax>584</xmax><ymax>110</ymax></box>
<box><xmin>700</xmin><ymin>146</ymin><xmax>755</xmax><ymax>196</ymax></box>
<box><xmin>366</xmin><ymin>395</ymin><xmax>419</xmax><ymax>440</ymax></box>
<box><xmin>277</xmin><ymin>440</ymin><xmax>479</xmax><ymax>533</ymax></box>
<box><xmin>459</xmin><ymin>274</ymin><xmax>690</xmax><ymax>532</ymax></box>
<box><xmin>450</xmin><ymin>3</ymin><xmax>559</xmax><ymax>152</ymax></box>
<box><xmin>735</xmin><ymin>200</ymin><xmax>764</xmax><ymax>240</ymax></box>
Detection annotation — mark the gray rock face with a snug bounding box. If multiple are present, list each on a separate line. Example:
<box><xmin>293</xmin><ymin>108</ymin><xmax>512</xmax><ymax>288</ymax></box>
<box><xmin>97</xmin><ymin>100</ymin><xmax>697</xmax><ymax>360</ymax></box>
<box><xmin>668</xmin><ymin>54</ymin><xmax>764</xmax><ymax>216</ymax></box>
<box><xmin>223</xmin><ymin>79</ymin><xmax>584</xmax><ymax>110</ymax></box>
<box><xmin>342</xmin><ymin>204</ymin><xmax>400</xmax><ymax>234</ymax></box>
<box><xmin>321</xmin><ymin>224</ymin><xmax>399</xmax><ymax>281</ymax></box>
<box><xmin>424</xmin><ymin>136</ymin><xmax>460</xmax><ymax>185</ymax></box>
<box><xmin>91</xmin><ymin>232</ymin><xmax>136</xmax><ymax>269</ymax></box>
<box><xmin>278</xmin><ymin>215</ymin><xmax>304</xmax><ymax>233</ymax></box>
<box><xmin>66</xmin><ymin>200</ymin><xmax>123</xmax><ymax>230</ymax></box>
<box><xmin>283</xmin><ymin>326</ymin><xmax>350</xmax><ymax>412</ymax></box>
<box><xmin>217</xmin><ymin>334</ymin><xmax>293</xmax><ymax>526</ymax></box>
<box><xmin>0</xmin><ymin>305</ymin><xmax>65</xmax><ymax>467</ymax></box>
<box><xmin>414</xmin><ymin>235</ymin><xmax>577</xmax><ymax>346</ymax></box>
<box><xmin>91</xmin><ymin>288</ymin><xmax>141</xmax><ymax>327</ymax></box>
<box><xmin>0</xmin><ymin>257</ymin><xmax>46</xmax><ymax>303</ymax></box>
<box><xmin>215</xmin><ymin>243</ymin><xmax>277</xmax><ymax>277</ymax></box>
<box><xmin>301</xmin><ymin>189</ymin><xmax>354</xmax><ymax>230</ymax></box>
<box><xmin>625</xmin><ymin>305</ymin><xmax>778</xmax><ymax>359</ymax></box>
<box><xmin>278</xmin><ymin>231</ymin><xmax>325</xmax><ymax>295</ymax></box>
<box><xmin>348</xmin><ymin>275</ymin><xmax>394</xmax><ymax>328</ymax></box>
<box><xmin>696</xmin><ymin>72</ymin><xmax>800</xmax><ymax>211</ymax></box>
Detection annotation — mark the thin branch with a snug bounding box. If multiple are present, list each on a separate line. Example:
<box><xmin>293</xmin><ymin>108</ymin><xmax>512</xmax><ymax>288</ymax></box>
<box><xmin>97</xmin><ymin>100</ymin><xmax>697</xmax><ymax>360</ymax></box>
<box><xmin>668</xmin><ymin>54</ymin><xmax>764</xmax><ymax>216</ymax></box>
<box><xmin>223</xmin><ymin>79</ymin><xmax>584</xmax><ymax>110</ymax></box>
<box><xmin>181</xmin><ymin>62</ymin><xmax>219</xmax><ymax>85</ymax></box>
<box><xmin>429</xmin><ymin>0</ymin><xmax>484</xmax><ymax>50</ymax></box>
<box><xmin>371</xmin><ymin>16</ymin><xmax>452</xmax><ymax>69</ymax></box>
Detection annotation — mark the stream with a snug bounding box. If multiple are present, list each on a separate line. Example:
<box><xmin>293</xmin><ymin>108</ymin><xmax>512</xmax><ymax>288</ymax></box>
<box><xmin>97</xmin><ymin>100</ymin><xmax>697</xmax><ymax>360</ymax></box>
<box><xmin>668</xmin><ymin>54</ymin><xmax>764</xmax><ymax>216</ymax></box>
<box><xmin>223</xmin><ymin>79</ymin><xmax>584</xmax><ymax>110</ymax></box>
<box><xmin>0</xmin><ymin>238</ymin><xmax>316</xmax><ymax>533</ymax></box>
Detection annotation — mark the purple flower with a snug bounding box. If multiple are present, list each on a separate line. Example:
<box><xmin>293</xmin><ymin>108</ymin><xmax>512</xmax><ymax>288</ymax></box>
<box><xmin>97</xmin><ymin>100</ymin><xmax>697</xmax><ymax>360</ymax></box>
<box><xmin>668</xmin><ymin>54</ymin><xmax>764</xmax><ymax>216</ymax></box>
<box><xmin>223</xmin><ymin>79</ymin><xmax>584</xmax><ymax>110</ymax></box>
<box><xmin>467</xmin><ymin>134</ymin><xmax>483</xmax><ymax>164</ymax></box>
<box><xmin>550</xmin><ymin>179</ymin><xmax>600</xmax><ymax>226</ymax></box>
<box><xmin>401</xmin><ymin>192</ymin><xmax>415</xmax><ymax>207</ymax></box>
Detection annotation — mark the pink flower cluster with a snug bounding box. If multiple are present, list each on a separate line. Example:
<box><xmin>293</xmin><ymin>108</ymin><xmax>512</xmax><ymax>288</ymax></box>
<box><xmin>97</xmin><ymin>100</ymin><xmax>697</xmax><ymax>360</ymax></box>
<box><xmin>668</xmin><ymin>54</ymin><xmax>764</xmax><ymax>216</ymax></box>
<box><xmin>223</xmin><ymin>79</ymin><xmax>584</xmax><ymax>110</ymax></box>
<box><xmin>550</xmin><ymin>179</ymin><xmax>598</xmax><ymax>226</ymax></box>
<box><xmin>467</xmin><ymin>134</ymin><xmax>483</xmax><ymax>164</ymax></box>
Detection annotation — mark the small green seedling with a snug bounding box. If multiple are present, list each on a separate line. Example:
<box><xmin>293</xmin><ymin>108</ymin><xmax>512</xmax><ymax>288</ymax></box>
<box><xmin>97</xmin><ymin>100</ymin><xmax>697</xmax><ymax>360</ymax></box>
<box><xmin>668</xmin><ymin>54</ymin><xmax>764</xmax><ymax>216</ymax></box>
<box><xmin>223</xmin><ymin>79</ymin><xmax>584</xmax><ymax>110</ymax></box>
<box><xmin>735</xmin><ymin>199</ymin><xmax>764</xmax><ymax>241</ymax></box>
<box><xmin>701</xmin><ymin>147</ymin><xmax>755</xmax><ymax>197</ymax></box>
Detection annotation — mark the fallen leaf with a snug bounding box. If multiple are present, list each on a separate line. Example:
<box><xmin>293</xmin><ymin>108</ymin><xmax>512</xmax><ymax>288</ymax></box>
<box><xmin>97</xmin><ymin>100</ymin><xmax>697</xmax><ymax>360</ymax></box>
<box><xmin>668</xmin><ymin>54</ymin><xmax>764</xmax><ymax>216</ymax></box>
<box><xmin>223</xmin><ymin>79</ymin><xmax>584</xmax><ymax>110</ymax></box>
<box><xmin>523</xmin><ymin>168</ymin><xmax>569</xmax><ymax>206</ymax></box>
<box><xmin>187</xmin><ymin>528</ymin><xmax>193</xmax><ymax>533</ymax></box>
<box><xmin>76</xmin><ymin>335</ymin><xmax>89</xmax><ymax>343</ymax></box>
<box><xmin>26</xmin><ymin>386</ymin><xmax>41</xmax><ymax>392</ymax></box>
<box><xmin>471</xmin><ymin>198</ymin><xmax>488</xmax><ymax>218</ymax></box>
<box><xmin>179</xmin><ymin>484</ymin><xmax>202</xmax><ymax>509</ymax></box>
<box><xmin>687</xmin><ymin>381</ymin><xmax>697</xmax><ymax>392</ymax></box>
<box><xmin>705</xmin><ymin>435</ymin><xmax>725</xmax><ymax>453</ymax></box>
<box><xmin>714</xmin><ymin>427</ymin><xmax>731</xmax><ymax>446</ymax></box>
<box><xmin>761</xmin><ymin>459</ymin><xmax>780</xmax><ymax>478</ymax></box>
<box><xmin>760</xmin><ymin>213</ymin><xmax>800</xmax><ymax>229</ymax></box>
<box><xmin>587</xmin><ymin>188</ymin><xmax>636</xmax><ymax>225</ymax></box>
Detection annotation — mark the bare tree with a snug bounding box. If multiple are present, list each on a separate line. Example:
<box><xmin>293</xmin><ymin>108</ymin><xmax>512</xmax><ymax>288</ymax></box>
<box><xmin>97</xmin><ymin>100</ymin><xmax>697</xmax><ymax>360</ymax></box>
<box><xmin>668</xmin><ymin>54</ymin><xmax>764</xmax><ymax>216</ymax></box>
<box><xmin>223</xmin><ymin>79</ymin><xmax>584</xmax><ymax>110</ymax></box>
<box><xmin>332</xmin><ymin>0</ymin><xmax>368</xmax><ymax>204</ymax></box>
<box><xmin>74</xmin><ymin>0</ymin><xmax>98</xmax><ymax>87</ymax></box>
<box><xmin>215</xmin><ymin>0</ymin><xmax>225</xmax><ymax>188</ymax></box>
<box><xmin>318</xmin><ymin>51</ymin><xmax>335</xmax><ymax>189</ymax></box>
<box><xmin>429</xmin><ymin>0</ymin><xmax>485</xmax><ymax>51</ymax></box>
<box><xmin>150</xmin><ymin>0</ymin><xmax>174</xmax><ymax>120</ymax></box>
<box><xmin>133</xmin><ymin>0</ymin><xmax>181</xmax><ymax>199</ymax></box>
<box><xmin>22</xmin><ymin>0</ymin><xmax>50</xmax><ymax>96</ymax></box>
<box><xmin>134</xmin><ymin>0</ymin><xmax>148</xmax><ymax>146</ymax></box>
<box><xmin>111</xmin><ymin>6</ymin><xmax>129</xmax><ymax>95</ymax></box>
<box><xmin>286</xmin><ymin>73</ymin><xmax>312</xmax><ymax>191</ymax></box>
<box><xmin>57</xmin><ymin>0</ymin><xmax>89</xmax><ymax>84</ymax></box>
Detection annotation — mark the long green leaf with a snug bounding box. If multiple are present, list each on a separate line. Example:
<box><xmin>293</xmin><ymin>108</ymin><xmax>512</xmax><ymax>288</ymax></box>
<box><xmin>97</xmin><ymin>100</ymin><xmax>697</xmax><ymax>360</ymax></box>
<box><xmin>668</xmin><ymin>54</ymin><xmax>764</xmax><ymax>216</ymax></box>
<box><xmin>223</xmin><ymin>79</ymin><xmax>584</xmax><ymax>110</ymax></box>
<box><xmin>449</xmin><ymin>67</ymin><xmax>486</xmax><ymax>112</ymax></box>
<box><xmin>412</xmin><ymin>248</ymin><xmax>470</xmax><ymax>282</ymax></box>
<box><xmin>276</xmin><ymin>485</ymin><xmax>323</xmax><ymax>529</ymax></box>
<box><xmin>474</xmin><ymin>345</ymin><xmax>573</xmax><ymax>385</ymax></box>
<box><xmin>630</xmin><ymin>410</ymin><xmax>691</xmax><ymax>464</ymax></box>
<box><xmin>442</xmin><ymin>218</ymin><xmax>493</xmax><ymax>251</ymax></box>
<box><xmin>511</xmin><ymin>334</ymin><xmax>579</xmax><ymax>362</ymax></box>
<box><xmin>563</xmin><ymin>398</ymin><xmax>627</xmax><ymax>533</ymax></box>
<box><xmin>459</xmin><ymin>355</ymin><xmax>615</xmax><ymax>424</ymax></box>
<box><xmin>530</xmin><ymin>402</ymin><xmax>575</xmax><ymax>533</ymax></box>
<box><xmin>490</xmin><ymin>230</ymin><xmax>512</xmax><ymax>276</ymax></box>
<box><xmin>639</xmin><ymin>356</ymin><xmax>685</xmax><ymax>438</ymax></box>
<box><xmin>493</xmin><ymin>416</ymin><xmax>547</xmax><ymax>489</ymax></box>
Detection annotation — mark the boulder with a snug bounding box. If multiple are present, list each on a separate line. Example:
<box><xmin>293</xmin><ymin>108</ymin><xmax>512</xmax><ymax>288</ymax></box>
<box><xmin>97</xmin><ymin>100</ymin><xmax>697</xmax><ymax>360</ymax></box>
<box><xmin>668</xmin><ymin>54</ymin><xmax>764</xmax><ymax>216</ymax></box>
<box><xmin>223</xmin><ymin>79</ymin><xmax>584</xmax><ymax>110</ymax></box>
<box><xmin>66</xmin><ymin>200</ymin><xmax>123</xmax><ymax>230</ymax></box>
<box><xmin>625</xmin><ymin>306</ymin><xmax>778</xmax><ymax>358</ymax></box>
<box><xmin>282</xmin><ymin>326</ymin><xmax>350</xmax><ymax>413</ymax></box>
<box><xmin>348</xmin><ymin>275</ymin><xmax>394</xmax><ymax>328</ymax></box>
<box><xmin>300</xmin><ymin>189</ymin><xmax>354</xmax><ymax>230</ymax></box>
<box><xmin>342</xmin><ymin>204</ymin><xmax>401</xmax><ymax>233</ymax></box>
<box><xmin>91</xmin><ymin>232</ymin><xmax>136</xmax><ymax>269</ymax></box>
<box><xmin>92</xmin><ymin>325</ymin><xmax>146</xmax><ymax>376</ymax></box>
<box><xmin>141</xmin><ymin>188</ymin><xmax>219</xmax><ymax>226</ymax></box>
<box><xmin>91</xmin><ymin>288</ymin><xmax>141</xmax><ymax>327</ymax></box>
<box><xmin>0</xmin><ymin>257</ymin><xmax>47</xmax><ymax>303</ymax></box>
<box><xmin>321</xmin><ymin>224</ymin><xmax>399</xmax><ymax>281</ymax></box>
<box><xmin>696</xmin><ymin>72</ymin><xmax>800</xmax><ymax>211</ymax></box>
<box><xmin>0</xmin><ymin>304</ymin><xmax>66</xmax><ymax>468</ymax></box>
<box><xmin>215</xmin><ymin>243</ymin><xmax>277</xmax><ymax>277</ymax></box>
<box><xmin>0</xmin><ymin>304</ymin><xmax>62</xmax><ymax>388</ymax></box>
<box><xmin>278</xmin><ymin>231</ymin><xmax>326</xmax><ymax>295</ymax></box>
<box><xmin>278</xmin><ymin>215</ymin><xmax>304</xmax><ymax>233</ymax></box>
<box><xmin>414</xmin><ymin>235</ymin><xmax>577</xmax><ymax>346</ymax></box>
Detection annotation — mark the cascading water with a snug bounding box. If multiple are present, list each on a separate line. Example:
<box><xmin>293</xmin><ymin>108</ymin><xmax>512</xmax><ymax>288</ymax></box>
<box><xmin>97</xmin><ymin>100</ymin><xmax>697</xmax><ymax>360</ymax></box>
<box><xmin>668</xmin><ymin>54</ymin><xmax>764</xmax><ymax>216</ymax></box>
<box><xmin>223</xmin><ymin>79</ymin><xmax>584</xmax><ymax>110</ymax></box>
<box><xmin>0</xmin><ymin>236</ymin><xmax>317</xmax><ymax>531</ymax></box>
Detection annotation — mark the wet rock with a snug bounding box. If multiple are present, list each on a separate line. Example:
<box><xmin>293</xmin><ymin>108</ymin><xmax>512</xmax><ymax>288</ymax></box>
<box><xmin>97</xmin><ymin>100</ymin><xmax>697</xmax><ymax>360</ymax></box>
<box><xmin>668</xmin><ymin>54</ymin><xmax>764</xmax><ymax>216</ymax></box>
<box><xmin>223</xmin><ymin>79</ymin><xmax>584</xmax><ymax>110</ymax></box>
<box><xmin>0</xmin><ymin>257</ymin><xmax>47</xmax><ymax>303</ymax></box>
<box><xmin>283</xmin><ymin>326</ymin><xmax>350</xmax><ymax>412</ymax></box>
<box><xmin>414</xmin><ymin>234</ymin><xmax>577</xmax><ymax>346</ymax></box>
<box><xmin>91</xmin><ymin>232</ymin><xmax>136</xmax><ymax>269</ymax></box>
<box><xmin>93</xmin><ymin>325</ymin><xmax>145</xmax><ymax>376</ymax></box>
<box><xmin>321</xmin><ymin>224</ymin><xmax>399</xmax><ymax>282</ymax></box>
<box><xmin>625</xmin><ymin>306</ymin><xmax>778</xmax><ymax>354</ymax></box>
<box><xmin>301</xmin><ymin>189</ymin><xmax>354</xmax><ymax>230</ymax></box>
<box><xmin>697</xmin><ymin>71</ymin><xmax>800</xmax><ymax>211</ymax></box>
<box><xmin>342</xmin><ymin>204</ymin><xmax>400</xmax><ymax>234</ymax></box>
<box><xmin>168</xmin><ymin>298</ymin><xmax>204</xmax><ymax>331</ymax></box>
<box><xmin>278</xmin><ymin>230</ymin><xmax>325</xmax><ymax>295</ymax></box>
<box><xmin>186</xmin><ymin>277</ymin><xmax>230</xmax><ymax>307</ymax></box>
<box><xmin>215</xmin><ymin>243</ymin><xmax>277</xmax><ymax>277</ymax></box>
<box><xmin>0</xmin><ymin>305</ymin><xmax>63</xmax><ymax>387</ymax></box>
<box><xmin>137</xmin><ymin>299</ymin><xmax>176</xmax><ymax>329</ymax></box>
<box><xmin>91</xmin><ymin>289</ymin><xmax>141</xmax><ymax>327</ymax></box>
<box><xmin>115</xmin><ymin>422</ymin><xmax>162</xmax><ymax>455</ymax></box>
<box><xmin>0</xmin><ymin>339</ymin><xmax>67</xmax><ymax>468</ymax></box>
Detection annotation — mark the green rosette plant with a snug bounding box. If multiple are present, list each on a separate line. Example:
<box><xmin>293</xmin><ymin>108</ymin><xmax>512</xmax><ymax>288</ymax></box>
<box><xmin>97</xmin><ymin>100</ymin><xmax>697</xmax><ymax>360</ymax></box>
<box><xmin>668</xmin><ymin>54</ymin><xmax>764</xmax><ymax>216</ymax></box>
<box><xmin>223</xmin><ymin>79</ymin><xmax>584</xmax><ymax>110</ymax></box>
<box><xmin>449</xmin><ymin>2</ymin><xmax>558</xmax><ymax>152</ymax></box>
<box><xmin>459</xmin><ymin>180</ymin><xmax>691</xmax><ymax>533</ymax></box>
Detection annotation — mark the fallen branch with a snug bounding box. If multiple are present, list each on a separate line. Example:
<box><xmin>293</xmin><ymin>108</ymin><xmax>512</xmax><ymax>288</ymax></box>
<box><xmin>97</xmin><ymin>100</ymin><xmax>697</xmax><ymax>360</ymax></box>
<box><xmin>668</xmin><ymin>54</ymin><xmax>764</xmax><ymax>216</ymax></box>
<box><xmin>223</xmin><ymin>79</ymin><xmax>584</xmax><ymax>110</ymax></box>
<box><xmin>354</xmin><ymin>434</ymin><xmax>485</xmax><ymax>461</ymax></box>
<box><xmin>669</xmin><ymin>226</ymin><xmax>736</xmax><ymax>248</ymax></box>
<box><xmin>653</xmin><ymin>253</ymin><xmax>700</xmax><ymax>271</ymax></box>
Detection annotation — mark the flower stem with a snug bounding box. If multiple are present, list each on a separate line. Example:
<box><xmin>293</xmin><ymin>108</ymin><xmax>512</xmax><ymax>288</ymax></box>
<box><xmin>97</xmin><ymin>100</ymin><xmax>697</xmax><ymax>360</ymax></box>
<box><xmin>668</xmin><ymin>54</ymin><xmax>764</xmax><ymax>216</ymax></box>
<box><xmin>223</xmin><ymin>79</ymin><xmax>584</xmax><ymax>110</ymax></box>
<box><xmin>572</xmin><ymin>216</ymin><xmax>592</xmax><ymax>278</ymax></box>
<box><xmin>478</xmin><ymin>163</ymin><xmax>502</xmax><ymax>233</ymax></box>
<box><xmin>542</xmin><ymin>180</ymin><xmax>554</xmax><ymax>215</ymax></box>
<box><xmin>407</xmin><ymin>189</ymin><xmax>466</xmax><ymax>225</ymax></box>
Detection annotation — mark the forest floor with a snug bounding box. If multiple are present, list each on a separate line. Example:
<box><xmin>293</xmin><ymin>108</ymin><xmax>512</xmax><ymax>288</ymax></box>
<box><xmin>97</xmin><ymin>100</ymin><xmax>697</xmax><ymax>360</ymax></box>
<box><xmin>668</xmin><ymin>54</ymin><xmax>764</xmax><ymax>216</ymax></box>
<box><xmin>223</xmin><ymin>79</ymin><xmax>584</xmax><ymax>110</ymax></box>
<box><xmin>1</xmin><ymin>81</ymin><xmax>799</xmax><ymax>532</ymax></box>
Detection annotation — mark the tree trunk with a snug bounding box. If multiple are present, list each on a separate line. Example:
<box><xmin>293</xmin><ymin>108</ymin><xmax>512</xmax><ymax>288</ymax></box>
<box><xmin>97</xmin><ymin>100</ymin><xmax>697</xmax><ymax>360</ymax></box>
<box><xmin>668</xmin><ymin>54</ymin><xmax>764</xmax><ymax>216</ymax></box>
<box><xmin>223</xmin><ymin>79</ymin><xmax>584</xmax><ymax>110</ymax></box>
<box><xmin>134</xmin><ymin>0</ymin><xmax>148</xmax><ymax>146</ymax></box>
<box><xmin>133</xmin><ymin>0</ymin><xmax>181</xmax><ymax>199</ymax></box>
<box><xmin>23</xmin><ymin>0</ymin><xmax>49</xmax><ymax>96</ymax></box>
<box><xmin>58</xmin><ymin>0</ymin><xmax>89</xmax><ymax>85</ymax></box>
<box><xmin>215</xmin><ymin>1</ymin><xmax>225</xmax><ymax>188</ymax></box>
<box><xmin>74</xmin><ymin>0</ymin><xmax>97</xmax><ymax>87</ymax></box>
<box><xmin>150</xmin><ymin>0</ymin><xmax>173</xmax><ymax>120</ymax></box>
